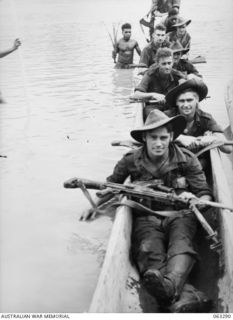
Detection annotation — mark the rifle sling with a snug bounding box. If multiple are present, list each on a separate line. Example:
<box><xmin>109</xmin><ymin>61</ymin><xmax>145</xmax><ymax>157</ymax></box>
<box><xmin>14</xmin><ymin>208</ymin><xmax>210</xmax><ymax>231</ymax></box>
<box><xmin>111</xmin><ymin>199</ymin><xmax>190</xmax><ymax>218</ymax></box>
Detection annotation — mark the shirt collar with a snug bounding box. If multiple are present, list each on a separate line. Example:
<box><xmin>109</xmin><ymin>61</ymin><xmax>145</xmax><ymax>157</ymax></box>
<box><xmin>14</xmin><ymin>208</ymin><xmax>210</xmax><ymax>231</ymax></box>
<box><xmin>134</xmin><ymin>143</ymin><xmax>187</xmax><ymax>176</ymax></box>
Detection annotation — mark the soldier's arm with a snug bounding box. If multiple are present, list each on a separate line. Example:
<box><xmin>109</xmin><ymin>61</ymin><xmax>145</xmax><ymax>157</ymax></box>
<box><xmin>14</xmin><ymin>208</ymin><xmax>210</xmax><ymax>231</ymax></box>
<box><xmin>0</xmin><ymin>39</ymin><xmax>21</xmax><ymax>58</ymax></box>
<box><xmin>135</xmin><ymin>41</ymin><xmax>142</xmax><ymax>56</ymax></box>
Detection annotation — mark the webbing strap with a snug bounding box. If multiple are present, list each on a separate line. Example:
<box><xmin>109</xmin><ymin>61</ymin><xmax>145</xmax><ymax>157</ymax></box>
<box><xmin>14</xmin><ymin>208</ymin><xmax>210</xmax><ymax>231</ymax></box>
<box><xmin>111</xmin><ymin>199</ymin><xmax>190</xmax><ymax>218</ymax></box>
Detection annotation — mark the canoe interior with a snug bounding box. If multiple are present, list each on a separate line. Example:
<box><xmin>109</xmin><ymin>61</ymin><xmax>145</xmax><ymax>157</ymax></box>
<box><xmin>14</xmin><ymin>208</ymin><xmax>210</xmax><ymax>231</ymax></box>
<box><xmin>89</xmin><ymin>102</ymin><xmax>233</xmax><ymax>313</ymax></box>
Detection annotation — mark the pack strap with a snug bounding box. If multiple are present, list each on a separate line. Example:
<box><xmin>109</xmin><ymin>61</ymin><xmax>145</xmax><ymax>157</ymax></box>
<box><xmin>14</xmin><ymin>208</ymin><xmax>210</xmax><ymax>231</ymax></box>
<box><xmin>111</xmin><ymin>199</ymin><xmax>190</xmax><ymax>218</ymax></box>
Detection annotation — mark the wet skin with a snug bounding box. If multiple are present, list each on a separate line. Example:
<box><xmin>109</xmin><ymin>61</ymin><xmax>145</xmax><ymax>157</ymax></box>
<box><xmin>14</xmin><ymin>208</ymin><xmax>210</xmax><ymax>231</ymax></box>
<box><xmin>117</xmin><ymin>28</ymin><xmax>140</xmax><ymax>64</ymax></box>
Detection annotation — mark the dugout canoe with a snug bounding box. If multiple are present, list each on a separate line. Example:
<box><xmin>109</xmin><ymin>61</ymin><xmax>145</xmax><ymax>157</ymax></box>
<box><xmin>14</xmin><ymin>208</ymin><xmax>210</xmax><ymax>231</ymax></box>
<box><xmin>88</xmin><ymin>100</ymin><xmax>233</xmax><ymax>313</ymax></box>
<box><xmin>225</xmin><ymin>80</ymin><xmax>233</xmax><ymax>140</ymax></box>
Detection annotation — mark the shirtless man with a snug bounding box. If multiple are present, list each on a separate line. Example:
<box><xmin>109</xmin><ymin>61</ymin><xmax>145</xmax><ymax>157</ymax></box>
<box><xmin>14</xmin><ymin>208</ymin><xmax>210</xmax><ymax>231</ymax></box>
<box><xmin>112</xmin><ymin>23</ymin><xmax>141</xmax><ymax>69</ymax></box>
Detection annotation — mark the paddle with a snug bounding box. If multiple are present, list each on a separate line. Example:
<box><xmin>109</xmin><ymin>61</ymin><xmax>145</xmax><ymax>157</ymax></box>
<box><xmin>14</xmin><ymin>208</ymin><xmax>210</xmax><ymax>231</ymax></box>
<box><xmin>189</xmin><ymin>55</ymin><xmax>206</xmax><ymax>64</ymax></box>
<box><xmin>111</xmin><ymin>139</ymin><xmax>141</xmax><ymax>148</ymax></box>
<box><xmin>111</xmin><ymin>139</ymin><xmax>233</xmax><ymax>155</ymax></box>
<box><xmin>127</xmin><ymin>56</ymin><xmax>207</xmax><ymax>71</ymax></box>
<box><xmin>129</xmin><ymin>95</ymin><xmax>211</xmax><ymax>104</ymax></box>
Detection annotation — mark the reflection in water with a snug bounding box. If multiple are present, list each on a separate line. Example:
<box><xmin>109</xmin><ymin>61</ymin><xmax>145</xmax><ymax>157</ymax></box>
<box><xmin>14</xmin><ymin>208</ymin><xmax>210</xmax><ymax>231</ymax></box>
<box><xmin>0</xmin><ymin>0</ymin><xmax>233</xmax><ymax>313</ymax></box>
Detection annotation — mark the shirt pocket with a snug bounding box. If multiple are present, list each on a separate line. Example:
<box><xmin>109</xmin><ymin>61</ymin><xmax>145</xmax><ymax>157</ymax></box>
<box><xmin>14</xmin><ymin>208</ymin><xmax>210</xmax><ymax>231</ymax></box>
<box><xmin>172</xmin><ymin>175</ymin><xmax>188</xmax><ymax>189</ymax></box>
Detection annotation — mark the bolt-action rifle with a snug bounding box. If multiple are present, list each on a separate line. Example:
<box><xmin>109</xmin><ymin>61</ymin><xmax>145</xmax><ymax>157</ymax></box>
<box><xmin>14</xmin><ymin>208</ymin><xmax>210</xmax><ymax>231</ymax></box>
<box><xmin>64</xmin><ymin>177</ymin><xmax>233</xmax><ymax>251</ymax></box>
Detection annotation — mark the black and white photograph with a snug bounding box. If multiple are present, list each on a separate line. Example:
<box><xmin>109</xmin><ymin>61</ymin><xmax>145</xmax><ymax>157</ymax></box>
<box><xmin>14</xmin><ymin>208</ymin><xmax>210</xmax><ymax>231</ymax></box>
<box><xmin>0</xmin><ymin>0</ymin><xmax>233</xmax><ymax>317</ymax></box>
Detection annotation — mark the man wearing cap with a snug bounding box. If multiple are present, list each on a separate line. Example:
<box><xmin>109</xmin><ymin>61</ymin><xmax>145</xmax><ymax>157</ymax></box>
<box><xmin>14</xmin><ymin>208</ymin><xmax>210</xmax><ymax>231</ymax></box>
<box><xmin>165</xmin><ymin>78</ymin><xmax>232</xmax><ymax>157</ymax></box>
<box><xmin>139</xmin><ymin>24</ymin><xmax>171</xmax><ymax>68</ymax></box>
<box><xmin>80</xmin><ymin>109</ymin><xmax>212</xmax><ymax>312</ymax></box>
<box><xmin>171</xmin><ymin>42</ymin><xmax>202</xmax><ymax>78</ymax></box>
<box><xmin>160</xmin><ymin>7</ymin><xmax>180</xmax><ymax>33</ymax></box>
<box><xmin>167</xmin><ymin>17</ymin><xmax>191</xmax><ymax>49</ymax></box>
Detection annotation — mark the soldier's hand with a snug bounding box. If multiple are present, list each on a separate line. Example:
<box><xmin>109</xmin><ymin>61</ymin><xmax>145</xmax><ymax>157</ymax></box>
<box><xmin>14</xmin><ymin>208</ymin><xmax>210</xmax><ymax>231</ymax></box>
<box><xmin>13</xmin><ymin>38</ymin><xmax>21</xmax><ymax>50</ymax></box>
<box><xmin>176</xmin><ymin>135</ymin><xmax>198</xmax><ymax>149</ymax></box>
<box><xmin>151</xmin><ymin>93</ymin><xmax>165</xmax><ymax>102</ymax></box>
<box><xmin>80</xmin><ymin>208</ymin><xmax>96</xmax><ymax>221</ymax></box>
<box><xmin>178</xmin><ymin>191</ymin><xmax>196</xmax><ymax>202</ymax></box>
<box><xmin>197</xmin><ymin>135</ymin><xmax>218</xmax><ymax>147</ymax></box>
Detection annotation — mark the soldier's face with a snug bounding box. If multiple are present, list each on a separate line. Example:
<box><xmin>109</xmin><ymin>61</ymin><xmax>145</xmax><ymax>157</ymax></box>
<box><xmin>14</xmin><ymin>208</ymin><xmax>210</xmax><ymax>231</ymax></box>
<box><xmin>145</xmin><ymin>127</ymin><xmax>173</xmax><ymax>159</ymax></box>
<box><xmin>173</xmin><ymin>52</ymin><xmax>182</xmax><ymax>63</ymax></box>
<box><xmin>122</xmin><ymin>29</ymin><xmax>131</xmax><ymax>40</ymax></box>
<box><xmin>153</xmin><ymin>30</ymin><xmax>166</xmax><ymax>44</ymax></box>
<box><xmin>177</xmin><ymin>25</ymin><xmax>186</xmax><ymax>36</ymax></box>
<box><xmin>158</xmin><ymin>56</ymin><xmax>173</xmax><ymax>75</ymax></box>
<box><xmin>176</xmin><ymin>91</ymin><xmax>199</xmax><ymax>117</ymax></box>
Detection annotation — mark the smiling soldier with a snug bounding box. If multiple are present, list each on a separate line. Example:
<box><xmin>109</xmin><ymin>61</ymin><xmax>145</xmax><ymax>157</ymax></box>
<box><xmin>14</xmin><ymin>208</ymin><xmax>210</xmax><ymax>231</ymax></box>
<box><xmin>80</xmin><ymin>109</ymin><xmax>213</xmax><ymax>312</ymax></box>
<box><xmin>165</xmin><ymin>78</ymin><xmax>232</xmax><ymax>158</ymax></box>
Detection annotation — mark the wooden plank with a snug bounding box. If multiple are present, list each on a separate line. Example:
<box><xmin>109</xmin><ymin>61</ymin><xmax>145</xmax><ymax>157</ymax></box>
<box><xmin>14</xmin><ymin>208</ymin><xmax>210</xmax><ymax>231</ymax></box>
<box><xmin>89</xmin><ymin>198</ymin><xmax>133</xmax><ymax>312</ymax></box>
<box><xmin>210</xmin><ymin>149</ymin><xmax>233</xmax><ymax>312</ymax></box>
<box><xmin>225</xmin><ymin>80</ymin><xmax>233</xmax><ymax>137</ymax></box>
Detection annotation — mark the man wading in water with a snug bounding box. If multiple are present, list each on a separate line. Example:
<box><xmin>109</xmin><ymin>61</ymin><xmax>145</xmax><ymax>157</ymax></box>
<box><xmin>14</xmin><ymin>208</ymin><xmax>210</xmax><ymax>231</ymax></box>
<box><xmin>112</xmin><ymin>23</ymin><xmax>141</xmax><ymax>69</ymax></box>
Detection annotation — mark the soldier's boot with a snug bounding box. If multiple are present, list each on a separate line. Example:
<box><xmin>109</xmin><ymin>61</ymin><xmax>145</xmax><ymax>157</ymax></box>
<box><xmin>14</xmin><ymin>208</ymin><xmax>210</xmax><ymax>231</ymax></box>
<box><xmin>166</xmin><ymin>255</ymin><xmax>212</xmax><ymax>312</ymax></box>
<box><xmin>168</xmin><ymin>283</ymin><xmax>213</xmax><ymax>313</ymax></box>
<box><xmin>165</xmin><ymin>254</ymin><xmax>195</xmax><ymax>300</ymax></box>
<box><xmin>142</xmin><ymin>254</ymin><xmax>194</xmax><ymax>306</ymax></box>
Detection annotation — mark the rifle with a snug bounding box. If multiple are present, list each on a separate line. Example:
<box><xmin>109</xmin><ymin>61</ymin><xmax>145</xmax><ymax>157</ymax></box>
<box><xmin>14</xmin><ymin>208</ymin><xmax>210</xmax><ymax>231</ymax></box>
<box><xmin>64</xmin><ymin>177</ymin><xmax>233</xmax><ymax>251</ymax></box>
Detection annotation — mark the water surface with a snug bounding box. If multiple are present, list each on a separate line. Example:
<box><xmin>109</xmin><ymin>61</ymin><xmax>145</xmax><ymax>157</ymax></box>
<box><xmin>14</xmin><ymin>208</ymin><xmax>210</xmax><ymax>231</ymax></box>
<box><xmin>0</xmin><ymin>0</ymin><xmax>233</xmax><ymax>312</ymax></box>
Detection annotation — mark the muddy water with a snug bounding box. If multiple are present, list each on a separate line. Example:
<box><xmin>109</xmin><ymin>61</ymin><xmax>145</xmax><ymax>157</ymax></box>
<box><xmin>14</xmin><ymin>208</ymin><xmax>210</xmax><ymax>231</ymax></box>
<box><xmin>0</xmin><ymin>0</ymin><xmax>232</xmax><ymax>312</ymax></box>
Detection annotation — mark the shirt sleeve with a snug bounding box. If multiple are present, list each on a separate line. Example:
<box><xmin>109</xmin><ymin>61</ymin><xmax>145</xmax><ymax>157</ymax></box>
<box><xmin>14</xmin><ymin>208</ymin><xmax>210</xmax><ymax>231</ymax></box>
<box><xmin>139</xmin><ymin>47</ymin><xmax>150</xmax><ymax>67</ymax></box>
<box><xmin>107</xmin><ymin>155</ymin><xmax>130</xmax><ymax>183</ymax></box>
<box><xmin>135</xmin><ymin>73</ymin><xmax>151</xmax><ymax>92</ymax></box>
<box><xmin>205</xmin><ymin>117</ymin><xmax>223</xmax><ymax>133</ymax></box>
<box><xmin>186</xmin><ymin>62</ymin><xmax>201</xmax><ymax>76</ymax></box>
<box><xmin>184</xmin><ymin>153</ymin><xmax>212</xmax><ymax>197</ymax></box>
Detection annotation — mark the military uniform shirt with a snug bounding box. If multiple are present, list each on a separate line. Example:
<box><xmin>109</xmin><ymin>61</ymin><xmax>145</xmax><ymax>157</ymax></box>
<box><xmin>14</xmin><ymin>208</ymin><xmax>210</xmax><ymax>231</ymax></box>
<box><xmin>107</xmin><ymin>143</ymin><xmax>212</xmax><ymax>198</ymax></box>
<box><xmin>139</xmin><ymin>40</ymin><xmax>171</xmax><ymax>68</ymax></box>
<box><xmin>165</xmin><ymin>108</ymin><xmax>223</xmax><ymax>136</ymax></box>
<box><xmin>135</xmin><ymin>66</ymin><xmax>185</xmax><ymax>94</ymax></box>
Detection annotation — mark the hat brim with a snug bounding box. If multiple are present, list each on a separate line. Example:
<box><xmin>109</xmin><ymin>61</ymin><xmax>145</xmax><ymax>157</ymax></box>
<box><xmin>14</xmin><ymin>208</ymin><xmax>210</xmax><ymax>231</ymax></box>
<box><xmin>172</xmin><ymin>19</ymin><xmax>192</xmax><ymax>28</ymax></box>
<box><xmin>130</xmin><ymin>114</ymin><xmax>186</xmax><ymax>143</ymax></box>
<box><xmin>166</xmin><ymin>78</ymin><xmax>208</xmax><ymax>107</ymax></box>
